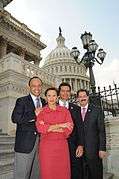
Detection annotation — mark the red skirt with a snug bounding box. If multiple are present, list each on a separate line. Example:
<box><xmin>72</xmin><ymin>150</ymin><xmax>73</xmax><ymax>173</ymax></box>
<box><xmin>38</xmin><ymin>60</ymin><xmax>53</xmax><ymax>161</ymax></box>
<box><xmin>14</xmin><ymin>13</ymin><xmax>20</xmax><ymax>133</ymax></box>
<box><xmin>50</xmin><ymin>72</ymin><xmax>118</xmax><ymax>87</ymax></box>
<box><xmin>38</xmin><ymin>138</ymin><xmax>70</xmax><ymax>179</ymax></box>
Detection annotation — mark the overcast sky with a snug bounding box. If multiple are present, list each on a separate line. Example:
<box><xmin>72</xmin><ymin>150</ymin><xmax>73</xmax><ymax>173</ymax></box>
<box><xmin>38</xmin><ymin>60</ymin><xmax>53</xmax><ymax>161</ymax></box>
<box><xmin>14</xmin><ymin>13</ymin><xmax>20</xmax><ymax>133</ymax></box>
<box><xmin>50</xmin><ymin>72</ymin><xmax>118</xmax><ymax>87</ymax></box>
<box><xmin>5</xmin><ymin>0</ymin><xmax>119</xmax><ymax>88</ymax></box>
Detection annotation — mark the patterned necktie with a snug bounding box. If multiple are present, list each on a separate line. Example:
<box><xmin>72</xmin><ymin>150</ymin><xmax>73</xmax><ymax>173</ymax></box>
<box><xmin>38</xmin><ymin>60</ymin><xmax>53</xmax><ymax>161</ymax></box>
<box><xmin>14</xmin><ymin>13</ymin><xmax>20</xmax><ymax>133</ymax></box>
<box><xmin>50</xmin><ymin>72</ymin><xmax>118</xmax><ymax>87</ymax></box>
<box><xmin>36</xmin><ymin>97</ymin><xmax>40</xmax><ymax>108</ymax></box>
<box><xmin>81</xmin><ymin>107</ymin><xmax>86</xmax><ymax>121</ymax></box>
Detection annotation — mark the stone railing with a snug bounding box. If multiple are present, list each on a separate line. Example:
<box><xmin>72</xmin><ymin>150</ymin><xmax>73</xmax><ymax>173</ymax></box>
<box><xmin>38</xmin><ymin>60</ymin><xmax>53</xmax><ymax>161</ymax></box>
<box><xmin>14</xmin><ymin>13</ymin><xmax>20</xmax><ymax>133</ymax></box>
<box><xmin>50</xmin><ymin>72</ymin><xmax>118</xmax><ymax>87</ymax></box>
<box><xmin>0</xmin><ymin>53</ymin><xmax>60</xmax><ymax>86</ymax></box>
<box><xmin>105</xmin><ymin>117</ymin><xmax>119</xmax><ymax>178</ymax></box>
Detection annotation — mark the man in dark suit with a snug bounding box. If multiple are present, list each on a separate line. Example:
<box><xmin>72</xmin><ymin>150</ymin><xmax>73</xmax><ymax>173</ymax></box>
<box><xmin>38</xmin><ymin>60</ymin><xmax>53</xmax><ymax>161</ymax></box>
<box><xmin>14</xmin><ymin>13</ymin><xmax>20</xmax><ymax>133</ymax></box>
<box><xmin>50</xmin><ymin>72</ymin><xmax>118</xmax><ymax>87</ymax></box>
<box><xmin>11</xmin><ymin>76</ymin><xmax>46</xmax><ymax>179</ymax></box>
<box><xmin>77</xmin><ymin>89</ymin><xmax>106</xmax><ymax>179</ymax></box>
<box><xmin>58</xmin><ymin>82</ymin><xmax>84</xmax><ymax>179</ymax></box>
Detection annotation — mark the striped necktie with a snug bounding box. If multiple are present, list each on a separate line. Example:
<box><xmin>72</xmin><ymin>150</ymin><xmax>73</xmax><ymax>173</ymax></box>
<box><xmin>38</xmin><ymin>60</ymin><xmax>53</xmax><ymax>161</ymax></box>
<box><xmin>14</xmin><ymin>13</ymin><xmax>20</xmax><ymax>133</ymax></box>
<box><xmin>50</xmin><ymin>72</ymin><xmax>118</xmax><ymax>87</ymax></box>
<box><xmin>36</xmin><ymin>97</ymin><xmax>40</xmax><ymax>108</ymax></box>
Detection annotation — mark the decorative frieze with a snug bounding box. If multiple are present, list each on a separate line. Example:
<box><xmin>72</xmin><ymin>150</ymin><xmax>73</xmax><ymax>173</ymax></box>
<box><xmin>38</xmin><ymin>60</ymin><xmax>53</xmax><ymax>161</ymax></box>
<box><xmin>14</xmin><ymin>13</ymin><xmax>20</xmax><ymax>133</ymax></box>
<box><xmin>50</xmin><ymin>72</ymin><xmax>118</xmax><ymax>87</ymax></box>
<box><xmin>0</xmin><ymin>82</ymin><xmax>28</xmax><ymax>98</ymax></box>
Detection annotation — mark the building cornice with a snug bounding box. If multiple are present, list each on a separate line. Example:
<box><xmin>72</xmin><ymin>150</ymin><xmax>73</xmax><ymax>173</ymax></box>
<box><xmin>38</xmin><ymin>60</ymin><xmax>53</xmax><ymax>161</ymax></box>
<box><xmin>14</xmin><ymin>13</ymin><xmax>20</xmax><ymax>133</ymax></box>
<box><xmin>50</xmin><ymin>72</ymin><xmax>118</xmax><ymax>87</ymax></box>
<box><xmin>0</xmin><ymin>10</ymin><xmax>46</xmax><ymax>49</ymax></box>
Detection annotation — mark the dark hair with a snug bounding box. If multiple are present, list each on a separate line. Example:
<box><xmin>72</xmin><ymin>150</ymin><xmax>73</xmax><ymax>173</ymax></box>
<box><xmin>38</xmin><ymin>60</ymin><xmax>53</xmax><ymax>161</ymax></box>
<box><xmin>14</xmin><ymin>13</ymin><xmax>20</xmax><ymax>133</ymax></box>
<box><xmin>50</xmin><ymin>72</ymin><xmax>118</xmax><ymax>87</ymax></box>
<box><xmin>77</xmin><ymin>89</ymin><xmax>89</xmax><ymax>97</ymax></box>
<box><xmin>58</xmin><ymin>82</ymin><xmax>71</xmax><ymax>92</ymax></box>
<box><xmin>28</xmin><ymin>76</ymin><xmax>42</xmax><ymax>86</ymax></box>
<box><xmin>45</xmin><ymin>87</ymin><xmax>58</xmax><ymax>96</ymax></box>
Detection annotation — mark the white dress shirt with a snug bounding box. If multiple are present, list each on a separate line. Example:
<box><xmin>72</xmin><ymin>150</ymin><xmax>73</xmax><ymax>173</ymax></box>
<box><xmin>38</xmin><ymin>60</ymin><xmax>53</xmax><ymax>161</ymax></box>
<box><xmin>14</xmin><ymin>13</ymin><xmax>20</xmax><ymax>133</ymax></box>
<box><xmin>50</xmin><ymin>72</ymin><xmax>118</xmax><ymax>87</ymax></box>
<box><xmin>30</xmin><ymin>93</ymin><xmax>42</xmax><ymax>108</ymax></box>
<box><xmin>81</xmin><ymin>103</ymin><xmax>88</xmax><ymax>114</ymax></box>
<box><xmin>29</xmin><ymin>94</ymin><xmax>42</xmax><ymax>122</ymax></box>
<box><xmin>59</xmin><ymin>99</ymin><xmax>69</xmax><ymax>109</ymax></box>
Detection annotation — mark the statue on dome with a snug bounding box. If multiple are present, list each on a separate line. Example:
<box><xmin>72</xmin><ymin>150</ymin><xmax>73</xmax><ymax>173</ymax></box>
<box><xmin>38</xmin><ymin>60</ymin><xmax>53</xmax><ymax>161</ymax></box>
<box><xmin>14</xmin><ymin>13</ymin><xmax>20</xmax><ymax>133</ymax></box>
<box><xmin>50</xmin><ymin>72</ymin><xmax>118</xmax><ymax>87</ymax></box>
<box><xmin>59</xmin><ymin>27</ymin><xmax>62</xmax><ymax>36</ymax></box>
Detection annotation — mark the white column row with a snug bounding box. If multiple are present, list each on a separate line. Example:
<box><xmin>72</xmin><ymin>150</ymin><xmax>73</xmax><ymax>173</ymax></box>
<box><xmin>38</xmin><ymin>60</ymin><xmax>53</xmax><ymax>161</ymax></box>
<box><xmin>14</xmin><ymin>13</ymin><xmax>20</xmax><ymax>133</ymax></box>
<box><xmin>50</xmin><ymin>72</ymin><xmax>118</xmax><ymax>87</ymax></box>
<box><xmin>62</xmin><ymin>78</ymin><xmax>89</xmax><ymax>92</ymax></box>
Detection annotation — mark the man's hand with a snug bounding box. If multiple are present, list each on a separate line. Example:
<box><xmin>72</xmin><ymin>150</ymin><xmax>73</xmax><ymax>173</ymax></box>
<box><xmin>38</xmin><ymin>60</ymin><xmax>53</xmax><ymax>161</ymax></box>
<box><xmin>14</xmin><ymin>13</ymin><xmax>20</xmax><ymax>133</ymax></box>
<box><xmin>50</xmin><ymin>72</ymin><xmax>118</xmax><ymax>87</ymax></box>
<box><xmin>35</xmin><ymin>107</ymin><xmax>43</xmax><ymax>116</ymax></box>
<box><xmin>76</xmin><ymin>145</ymin><xmax>83</xmax><ymax>158</ymax></box>
<box><xmin>99</xmin><ymin>151</ymin><xmax>107</xmax><ymax>159</ymax></box>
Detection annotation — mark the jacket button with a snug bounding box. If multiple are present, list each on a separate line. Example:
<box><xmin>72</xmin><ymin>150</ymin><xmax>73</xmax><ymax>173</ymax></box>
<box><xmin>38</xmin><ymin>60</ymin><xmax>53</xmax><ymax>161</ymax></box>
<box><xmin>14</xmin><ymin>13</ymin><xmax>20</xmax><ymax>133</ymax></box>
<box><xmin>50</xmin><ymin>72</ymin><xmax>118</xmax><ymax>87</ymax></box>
<box><xmin>34</xmin><ymin>132</ymin><xmax>37</xmax><ymax>135</ymax></box>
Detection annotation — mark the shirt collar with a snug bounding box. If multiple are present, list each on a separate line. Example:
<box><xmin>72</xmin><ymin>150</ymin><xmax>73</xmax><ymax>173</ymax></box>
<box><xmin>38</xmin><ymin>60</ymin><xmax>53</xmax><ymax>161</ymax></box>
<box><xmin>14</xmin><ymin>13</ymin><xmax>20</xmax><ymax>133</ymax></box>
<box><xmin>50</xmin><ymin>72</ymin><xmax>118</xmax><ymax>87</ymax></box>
<box><xmin>30</xmin><ymin>93</ymin><xmax>42</xmax><ymax>107</ymax></box>
<box><xmin>81</xmin><ymin>103</ymin><xmax>88</xmax><ymax>110</ymax></box>
<box><xmin>59</xmin><ymin>99</ymin><xmax>69</xmax><ymax>109</ymax></box>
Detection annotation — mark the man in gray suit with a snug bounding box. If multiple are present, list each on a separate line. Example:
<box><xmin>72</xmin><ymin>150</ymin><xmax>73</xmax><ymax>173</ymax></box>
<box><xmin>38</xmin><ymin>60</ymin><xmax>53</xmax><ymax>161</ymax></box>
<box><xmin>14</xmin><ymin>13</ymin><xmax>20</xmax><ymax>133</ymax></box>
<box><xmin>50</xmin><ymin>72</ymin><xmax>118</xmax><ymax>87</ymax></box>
<box><xmin>11</xmin><ymin>76</ymin><xmax>46</xmax><ymax>179</ymax></box>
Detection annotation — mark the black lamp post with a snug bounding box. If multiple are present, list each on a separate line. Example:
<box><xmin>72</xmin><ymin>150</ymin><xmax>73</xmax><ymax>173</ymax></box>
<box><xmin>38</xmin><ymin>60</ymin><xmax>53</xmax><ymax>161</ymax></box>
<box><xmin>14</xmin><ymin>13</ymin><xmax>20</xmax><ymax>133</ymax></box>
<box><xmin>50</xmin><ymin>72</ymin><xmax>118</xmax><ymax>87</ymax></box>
<box><xmin>70</xmin><ymin>31</ymin><xmax>106</xmax><ymax>94</ymax></box>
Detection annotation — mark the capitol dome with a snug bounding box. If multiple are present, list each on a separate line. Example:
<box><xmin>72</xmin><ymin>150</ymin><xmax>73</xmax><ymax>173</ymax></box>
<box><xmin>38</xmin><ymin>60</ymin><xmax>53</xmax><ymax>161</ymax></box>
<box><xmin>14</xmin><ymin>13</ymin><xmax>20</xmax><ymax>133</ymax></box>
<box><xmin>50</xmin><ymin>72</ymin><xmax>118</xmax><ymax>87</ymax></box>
<box><xmin>42</xmin><ymin>28</ymin><xmax>89</xmax><ymax>93</ymax></box>
<box><xmin>44</xmin><ymin>29</ymin><xmax>75</xmax><ymax>65</ymax></box>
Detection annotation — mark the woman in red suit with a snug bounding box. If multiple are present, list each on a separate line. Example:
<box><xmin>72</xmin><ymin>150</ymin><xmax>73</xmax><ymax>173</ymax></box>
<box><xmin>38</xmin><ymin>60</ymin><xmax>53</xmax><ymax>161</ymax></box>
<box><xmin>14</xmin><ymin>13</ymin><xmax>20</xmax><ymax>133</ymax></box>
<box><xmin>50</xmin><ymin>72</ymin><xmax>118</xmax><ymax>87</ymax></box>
<box><xmin>36</xmin><ymin>87</ymin><xmax>73</xmax><ymax>179</ymax></box>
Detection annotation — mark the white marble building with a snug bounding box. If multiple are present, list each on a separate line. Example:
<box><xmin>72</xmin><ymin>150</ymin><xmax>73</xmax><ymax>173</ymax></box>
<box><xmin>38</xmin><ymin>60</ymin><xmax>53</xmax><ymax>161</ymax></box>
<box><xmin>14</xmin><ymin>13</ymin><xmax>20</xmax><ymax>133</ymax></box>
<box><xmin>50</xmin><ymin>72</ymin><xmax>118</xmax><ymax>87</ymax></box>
<box><xmin>42</xmin><ymin>29</ymin><xmax>90</xmax><ymax>93</ymax></box>
<box><xmin>0</xmin><ymin>8</ymin><xmax>57</xmax><ymax>135</ymax></box>
<box><xmin>0</xmin><ymin>1</ymin><xmax>119</xmax><ymax>178</ymax></box>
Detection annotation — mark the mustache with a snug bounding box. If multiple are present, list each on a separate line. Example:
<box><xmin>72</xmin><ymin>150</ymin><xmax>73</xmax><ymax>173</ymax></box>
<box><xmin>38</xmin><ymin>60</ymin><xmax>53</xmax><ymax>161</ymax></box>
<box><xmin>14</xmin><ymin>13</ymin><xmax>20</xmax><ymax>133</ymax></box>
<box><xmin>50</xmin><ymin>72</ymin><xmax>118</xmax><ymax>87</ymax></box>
<box><xmin>80</xmin><ymin>99</ymin><xmax>86</xmax><ymax>102</ymax></box>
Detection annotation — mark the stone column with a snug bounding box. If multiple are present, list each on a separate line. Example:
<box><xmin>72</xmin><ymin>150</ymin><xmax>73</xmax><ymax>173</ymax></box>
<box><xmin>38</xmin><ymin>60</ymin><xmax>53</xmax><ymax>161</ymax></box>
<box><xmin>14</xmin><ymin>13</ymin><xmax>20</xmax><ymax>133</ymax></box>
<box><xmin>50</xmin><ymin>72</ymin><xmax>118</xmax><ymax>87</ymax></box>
<box><xmin>69</xmin><ymin>78</ymin><xmax>72</xmax><ymax>89</ymax></box>
<box><xmin>0</xmin><ymin>37</ymin><xmax>7</xmax><ymax>58</ymax></box>
<box><xmin>86</xmin><ymin>81</ymin><xmax>89</xmax><ymax>90</ymax></box>
<box><xmin>77</xmin><ymin>79</ymin><xmax>80</xmax><ymax>90</ymax></box>
<box><xmin>75</xmin><ymin>79</ymin><xmax>77</xmax><ymax>92</ymax></box>
<box><xmin>84</xmin><ymin>80</ymin><xmax>86</xmax><ymax>89</ymax></box>
<box><xmin>80</xmin><ymin>80</ymin><xmax>83</xmax><ymax>89</ymax></box>
<box><xmin>63</xmin><ymin>78</ymin><xmax>66</xmax><ymax>82</ymax></box>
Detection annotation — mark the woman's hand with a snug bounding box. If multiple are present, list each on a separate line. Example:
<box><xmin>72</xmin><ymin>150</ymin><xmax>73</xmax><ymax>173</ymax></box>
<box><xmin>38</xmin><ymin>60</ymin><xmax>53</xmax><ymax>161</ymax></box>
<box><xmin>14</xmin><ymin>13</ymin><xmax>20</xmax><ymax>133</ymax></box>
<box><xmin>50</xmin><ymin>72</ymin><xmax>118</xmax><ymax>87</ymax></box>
<box><xmin>48</xmin><ymin>122</ymin><xmax>73</xmax><ymax>132</ymax></box>
<box><xmin>59</xmin><ymin>122</ymin><xmax>73</xmax><ymax>130</ymax></box>
<box><xmin>48</xmin><ymin>124</ymin><xmax>61</xmax><ymax>132</ymax></box>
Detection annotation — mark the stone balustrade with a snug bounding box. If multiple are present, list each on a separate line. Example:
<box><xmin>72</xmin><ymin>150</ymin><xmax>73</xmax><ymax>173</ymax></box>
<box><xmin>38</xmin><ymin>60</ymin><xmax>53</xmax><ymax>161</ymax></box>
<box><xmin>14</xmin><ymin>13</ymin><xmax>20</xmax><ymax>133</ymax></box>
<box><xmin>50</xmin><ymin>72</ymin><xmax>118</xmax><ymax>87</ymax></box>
<box><xmin>105</xmin><ymin>117</ymin><xmax>119</xmax><ymax>179</ymax></box>
<box><xmin>0</xmin><ymin>52</ymin><xmax>59</xmax><ymax>87</ymax></box>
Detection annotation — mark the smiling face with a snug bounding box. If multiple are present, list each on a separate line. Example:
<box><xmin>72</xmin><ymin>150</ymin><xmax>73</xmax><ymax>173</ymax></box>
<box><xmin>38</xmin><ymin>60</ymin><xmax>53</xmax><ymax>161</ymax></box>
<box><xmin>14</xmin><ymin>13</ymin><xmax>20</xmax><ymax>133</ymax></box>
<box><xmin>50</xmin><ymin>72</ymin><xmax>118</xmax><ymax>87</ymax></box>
<box><xmin>46</xmin><ymin>89</ymin><xmax>58</xmax><ymax>106</ymax></box>
<box><xmin>77</xmin><ymin>91</ymin><xmax>89</xmax><ymax>107</ymax></box>
<box><xmin>59</xmin><ymin>86</ymin><xmax>71</xmax><ymax>101</ymax></box>
<box><xmin>29</xmin><ymin>78</ymin><xmax>42</xmax><ymax>97</ymax></box>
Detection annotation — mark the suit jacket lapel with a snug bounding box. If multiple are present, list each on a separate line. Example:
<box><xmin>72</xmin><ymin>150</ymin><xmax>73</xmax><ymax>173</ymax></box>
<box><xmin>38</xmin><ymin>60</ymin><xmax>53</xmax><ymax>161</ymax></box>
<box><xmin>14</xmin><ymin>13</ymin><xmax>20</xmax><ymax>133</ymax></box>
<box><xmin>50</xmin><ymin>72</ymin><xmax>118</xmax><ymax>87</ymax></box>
<box><xmin>68</xmin><ymin>103</ymin><xmax>74</xmax><ymax>111</ymax></box>
<box><xmin>78</xmin><ymin>107</ymin><xmax>84</xmax><ymax>121</ymax></box>
<box><xmin>27</xmin><ymin>94</ymin><xmax>35</xmax><ymax>110</ymax></box>
<box><xmin>28</xmin><ymin>95</ymin><xmax>46</xmax><ymax>109</ymax></box>
<box><xmin>84</xmin><ymin>104</ymin><xmax>92</xmax><ymax>122</ymax></box>
<box><xmin>69</xmin><ymin>103</ymin><xmax>71</xmax><ymax>111</ymax></box>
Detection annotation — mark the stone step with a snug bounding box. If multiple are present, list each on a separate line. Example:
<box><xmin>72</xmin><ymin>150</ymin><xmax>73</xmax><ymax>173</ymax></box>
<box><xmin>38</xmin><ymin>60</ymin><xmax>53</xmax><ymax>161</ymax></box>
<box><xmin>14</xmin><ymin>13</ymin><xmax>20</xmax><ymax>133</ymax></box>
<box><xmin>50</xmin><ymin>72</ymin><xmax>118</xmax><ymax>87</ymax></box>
<box><xmin>0</xmin><ymin>159</ymin><xmax>14</xmax><ymax>175</ymax></box>
<box><xmin>0</xmin><ymin>135</ymin><xmax>14</xmax><ymax>178</ymax></box>
<box><xmin>0</xmin><ymin>135</ymin><xmax>15</xmax><ymax>143</ymax></box>
<box><xmin>0</xmin><ymin>141</ymin><xmax>14</xmax><ymax>150</ymax></box>
<box><xmin>103</xmin><ymin>172</ymin><xmax>114</xmax><ymax>179</ymax></box>
<box><xmin>0</xmin><ymin>172</ymin><xmax>13</xmax><ymax>179</ymax></box>
<box><xmin>0</xmin><ymin>149</ymin><xmax>14</xmax><ymax>162</ymax></box>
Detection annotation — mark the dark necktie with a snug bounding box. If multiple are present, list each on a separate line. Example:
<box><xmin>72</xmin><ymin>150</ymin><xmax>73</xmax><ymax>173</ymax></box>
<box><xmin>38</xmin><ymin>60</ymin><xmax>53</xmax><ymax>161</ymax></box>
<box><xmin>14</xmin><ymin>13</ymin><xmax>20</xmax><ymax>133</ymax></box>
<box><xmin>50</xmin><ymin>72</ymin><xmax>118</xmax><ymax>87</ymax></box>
<box><xmin>36</xmin><ymin>97</ymin><xmax>40</xmax><ymax>108</ymax></box>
